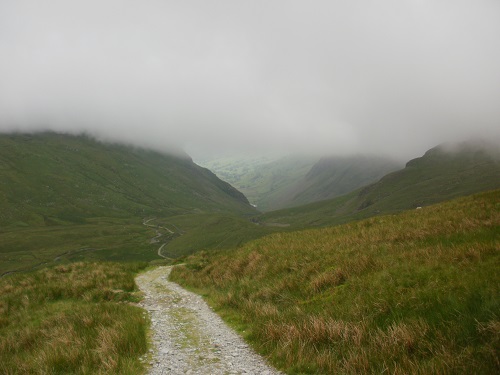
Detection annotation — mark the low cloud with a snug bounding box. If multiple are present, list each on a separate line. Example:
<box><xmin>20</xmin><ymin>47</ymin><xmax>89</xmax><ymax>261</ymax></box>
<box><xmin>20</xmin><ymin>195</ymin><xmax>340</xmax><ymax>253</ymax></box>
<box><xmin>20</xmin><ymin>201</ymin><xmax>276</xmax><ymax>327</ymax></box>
<box><xmin>1</xmin><ymin>0</ymin><xmax>499</xmax><ymax>159</ymax></box>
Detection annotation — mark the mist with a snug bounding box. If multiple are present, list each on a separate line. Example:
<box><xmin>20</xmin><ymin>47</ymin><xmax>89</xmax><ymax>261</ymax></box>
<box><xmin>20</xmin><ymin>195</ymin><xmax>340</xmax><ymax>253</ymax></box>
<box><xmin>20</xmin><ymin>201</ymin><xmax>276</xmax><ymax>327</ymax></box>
<box><xmin>1</xmin><ymin>0</ymin><xmax>499</xmax><ymax>160</ymax></box>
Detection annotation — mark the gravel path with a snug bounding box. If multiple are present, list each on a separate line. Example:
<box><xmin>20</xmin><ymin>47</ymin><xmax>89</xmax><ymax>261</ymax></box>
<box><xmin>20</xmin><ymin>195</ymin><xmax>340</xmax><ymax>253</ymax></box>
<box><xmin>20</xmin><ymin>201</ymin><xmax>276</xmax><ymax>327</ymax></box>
<box><xmin>136</xmin><ymin>266</ymin><xmax>282</xmax><ymax>375</ymax></box>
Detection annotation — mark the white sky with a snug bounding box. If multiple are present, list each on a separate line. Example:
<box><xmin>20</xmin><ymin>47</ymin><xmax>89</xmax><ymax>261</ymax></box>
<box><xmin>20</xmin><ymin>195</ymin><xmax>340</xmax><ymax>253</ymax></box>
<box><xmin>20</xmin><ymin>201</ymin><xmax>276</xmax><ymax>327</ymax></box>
<box><xmin>1</xmin><ymin>0</ymin><xmax>499</xmax><ymax>159</ymax></box>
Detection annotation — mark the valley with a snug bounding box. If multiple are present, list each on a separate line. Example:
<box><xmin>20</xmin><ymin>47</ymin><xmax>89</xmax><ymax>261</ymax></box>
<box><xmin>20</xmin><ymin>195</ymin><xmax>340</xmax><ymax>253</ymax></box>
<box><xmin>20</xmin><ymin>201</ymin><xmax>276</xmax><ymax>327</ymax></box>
<box><xmin>197</xmin><ymin>153</ymin><xmax>401</xmax><ymax>211</ymax></box>
<box><xmin>0</xmin><ymin>132</ymin><xmax>499</xmax><ymax>374</ymax></box>
<box><xmin>2</xmin><ymin>2</ymin><xmax>499</xmax><ymax>373</ymax></box>
<box><xmin>0</xmin><ymin>133</ymin><xmax>273</xmax><ymax>276</ymax></box>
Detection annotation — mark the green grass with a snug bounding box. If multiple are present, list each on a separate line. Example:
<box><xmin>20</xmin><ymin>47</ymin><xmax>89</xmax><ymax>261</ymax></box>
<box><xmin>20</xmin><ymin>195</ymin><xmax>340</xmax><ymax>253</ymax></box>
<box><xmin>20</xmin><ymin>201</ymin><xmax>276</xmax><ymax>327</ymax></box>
<box><xmin>0</xmin><ymin>217</ymin><xmax>160</xmax><ymax>276</ymax></box>
<box><xmin>263</xmin><ymin>155</ymin><xmax>401</xmax><ymax>211</ymax></box>
<box><xmin>260</xmin><ymin>141</ymin><xmax>500</xmax><ymax>229</ymax></box>
<box><xmin>0</xmin><ymin>212</ymin><xmax>276</xmax><ymax>277</ymax></box>
<box><xmin>149</xmin><ymin>213</ymin><xmax>276</xmax><ymax>259</ymax></box>
<box><xmin>197</xmin><ymin>154</ymin><xmax>318</xmax><ymax>211</ymax></box>
<box><xmin>1</xmin><ymin>133</ymin><xmax>498</xmax><ymax>374</ymax></box>
<box><xmin>0</xmin><ymin>132</ymin><xmax>255</xmax><ymax>229</ymax></box>
<box><xmin>171</xmin><ymin>190</ymin><xmax>500</xmax><ymax>374</ymax></box>
<box><xmin>0</xmin><ymin>131</ymin><xmax>265</xmax><ymax>275</ymax></box>
<box><xmin>0</xmin><ymin>261</ymin><xmax>149</xmax><ymax>374</ymax></box>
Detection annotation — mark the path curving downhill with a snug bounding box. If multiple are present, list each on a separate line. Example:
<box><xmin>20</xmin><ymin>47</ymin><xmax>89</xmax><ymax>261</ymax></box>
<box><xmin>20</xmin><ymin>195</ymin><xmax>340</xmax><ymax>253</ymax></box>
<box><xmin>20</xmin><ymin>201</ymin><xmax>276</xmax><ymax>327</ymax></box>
<box><xmin>136</xmin><ymin>266</ymin><xmax>282</xmax><ymax>375</ymax></box>
<box><xmin>143</xmin><ymin>218</ymin><xmax>175</xmax><ymax>259</ymax></box>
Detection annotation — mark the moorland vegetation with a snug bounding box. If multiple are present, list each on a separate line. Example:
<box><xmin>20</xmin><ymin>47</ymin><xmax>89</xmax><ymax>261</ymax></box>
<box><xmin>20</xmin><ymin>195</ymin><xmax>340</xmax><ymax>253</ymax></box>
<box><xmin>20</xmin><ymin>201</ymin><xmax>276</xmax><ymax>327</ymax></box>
<box><xmin>0</xmin><ymin>132</ymin><xmax>499</xmax><ymax>374</ymax></box>
<box><xmin>0</xmin><ymin>262</ymin><xmax>148</xmax><ymax>374</ymax></box>
<box><xmin>172</xmin><ymin>190</ymin><xmax>500</xmax><ymax>374</ymax></box>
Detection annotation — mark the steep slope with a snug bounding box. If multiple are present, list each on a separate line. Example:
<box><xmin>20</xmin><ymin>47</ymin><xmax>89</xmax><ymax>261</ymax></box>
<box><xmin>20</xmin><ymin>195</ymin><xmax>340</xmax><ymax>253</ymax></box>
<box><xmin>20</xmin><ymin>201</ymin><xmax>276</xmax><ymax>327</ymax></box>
<box><xmin>0</xmin><ymin>132</ymin><xmax>265</xmax><ymax>275</ymax></box>
<box><xmin>271</xmin><ymin>155</ymin><xmax>401</xmax><ymax>209</ymax></box>
<box><xmin>355</xmin><ymin>140</ymin><xmax>500</xmax><ymax>211</ymax></box>
<box><xmin>0</xmin><ymin>132</ymin><xmax>254</xmax><ymax>227</ymax></box>
<box><xmin>261</xmin><ymin>140</ymin><xmax>500</xmax><ymax>228</ymax></box>
<box><xmin>197</xmin><ymin>154</ymin><xmax>317</xmax><ymax>211</ymax></box>
<box><xmin>198</xmin><ymin>154</ymin><xmax>400</xmax><ymax>211</ymax></box>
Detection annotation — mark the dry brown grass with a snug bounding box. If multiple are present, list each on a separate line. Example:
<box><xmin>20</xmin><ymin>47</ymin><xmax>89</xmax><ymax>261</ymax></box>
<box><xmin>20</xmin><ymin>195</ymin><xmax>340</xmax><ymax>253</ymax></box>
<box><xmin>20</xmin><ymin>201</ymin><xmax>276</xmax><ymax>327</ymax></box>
<box><xmin>309</xmin><ymin>268</ymin><xmax>346</xmax><ymax>293</ymax></box>
<box><xmin>0</xmin><ymin>262</ymin><xmax>148</xmax><ymax>374</ymax></box>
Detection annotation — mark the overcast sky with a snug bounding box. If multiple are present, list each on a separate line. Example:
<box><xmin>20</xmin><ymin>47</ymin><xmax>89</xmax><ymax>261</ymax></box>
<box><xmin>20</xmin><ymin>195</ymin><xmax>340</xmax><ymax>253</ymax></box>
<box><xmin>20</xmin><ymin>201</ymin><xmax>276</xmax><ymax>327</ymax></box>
<box><xmin>1</xmin><ymin>0</ymin><xmax>499</xmax><ymax>160</ymax></box>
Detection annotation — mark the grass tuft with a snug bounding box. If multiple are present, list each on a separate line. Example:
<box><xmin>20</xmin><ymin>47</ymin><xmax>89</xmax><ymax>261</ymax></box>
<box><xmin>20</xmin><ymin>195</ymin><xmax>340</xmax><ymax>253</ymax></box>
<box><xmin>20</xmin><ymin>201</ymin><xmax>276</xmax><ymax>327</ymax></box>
<box><xmin>0</xmin><ymin>261</ymin><xmax>148</xmax><ymax>374</ymax></box>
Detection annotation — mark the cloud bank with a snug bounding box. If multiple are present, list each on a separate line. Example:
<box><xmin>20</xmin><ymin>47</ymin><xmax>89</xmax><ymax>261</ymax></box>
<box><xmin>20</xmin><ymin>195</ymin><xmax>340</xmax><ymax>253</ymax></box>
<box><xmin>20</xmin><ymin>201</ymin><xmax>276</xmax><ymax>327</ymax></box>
<box><xmin>1</xmin><ymin>0</ymin><xmax>499</xmax><ymax>159</ymax></box>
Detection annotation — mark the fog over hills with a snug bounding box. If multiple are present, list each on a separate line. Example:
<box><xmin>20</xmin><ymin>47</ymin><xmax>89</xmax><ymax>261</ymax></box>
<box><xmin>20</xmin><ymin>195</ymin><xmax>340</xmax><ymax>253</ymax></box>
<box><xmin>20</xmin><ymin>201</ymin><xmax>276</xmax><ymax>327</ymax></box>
<box><xmin>1</xmin><ymin>3</ymin><xmax>499</xmax><ymax>372</ymax></box>
<box><xmin>1</xmin><ymin>1</ymin><xmax>500</xmax><ymax>159</ymax></box>
<box><xmin>261</xmin><ymin>139</ymin><xmax>500</xmax><ymax>228</ymax></box>
<box><xmin>198</xmin><ymin>154</ymin><xmax>402</xmax><ymax>211</ymax></box>
<box><xmin>273</xmin><ymin>155</ymin><xmax>402</xmax><ymax>210</ymax></box>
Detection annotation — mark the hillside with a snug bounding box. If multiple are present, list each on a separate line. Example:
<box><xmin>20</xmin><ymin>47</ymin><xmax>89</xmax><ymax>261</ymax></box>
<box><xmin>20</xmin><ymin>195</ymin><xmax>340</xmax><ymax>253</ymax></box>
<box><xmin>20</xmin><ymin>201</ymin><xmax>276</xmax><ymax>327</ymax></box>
<box><xmin>196</xmin><ymin>154</ymin><xmax>317</xmax><ymax>211</ymax></box>
<box><xmin>0</xmin><ymin>132</ymin><xmax>266</xmax><ymax>275</ymax></box>
<box><xmin>198</xmin><ymin>154</ymin><xmax>400</xmax><ymax>211</ymax></box>
<box><xmin>261</xmin><ymin>140</ymin><xmax>500</xmax><ymax>228</ymax></box>
<box><xmin>271</xmin><ymin>155</ymin><xmax>401</xmax><ymax>209</ymax></box>
<box><xmin>172</xmin><ymin>190</ymin><xmax>500</xmax><ymax>374</ymax></box>
<box><xmin>0</xmin><ymin>132</ymin><xmax>254</xmax><ymax>227</ymax></box>
<box><xmin>2</xmin><ymin>136</ymin><xmax>498</xmax><ymax>276</ymax></box>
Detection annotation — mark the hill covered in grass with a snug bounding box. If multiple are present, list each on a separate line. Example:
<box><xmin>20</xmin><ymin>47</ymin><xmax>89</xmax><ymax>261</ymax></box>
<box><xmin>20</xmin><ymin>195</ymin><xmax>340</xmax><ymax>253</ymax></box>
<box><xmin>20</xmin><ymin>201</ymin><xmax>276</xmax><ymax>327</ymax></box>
<box><xmin>0</xmin><ymin>132</ymin><xmax>254</xmax><ymax>228</ymax></box>
<box><xmin>0</xmin><ymin>132</ymin><xmax>269</xmax><ymax>275</ymax></box>
<box><xmin>198</xmin><ymin>153</ymin><xmax>400</xmax><ymax>212</ymax></box>
<box><xmin>197</xmin><ymin>154</ymin><xmax>318</xmax><ymax>211</ymax></box>
<box><xmin>270</xmin><ymin>155</ymin><xmax>401</xmax><ymax>210</ymax></box>
<box><xmin>261</xmin><ymin>140</ymin><xmax>500</xmax><ymax>228</ymax></box>
<box><xmin>171</xmin><ymin>190</ymin><xmax>500</xmax><ymax>374</ymax></box>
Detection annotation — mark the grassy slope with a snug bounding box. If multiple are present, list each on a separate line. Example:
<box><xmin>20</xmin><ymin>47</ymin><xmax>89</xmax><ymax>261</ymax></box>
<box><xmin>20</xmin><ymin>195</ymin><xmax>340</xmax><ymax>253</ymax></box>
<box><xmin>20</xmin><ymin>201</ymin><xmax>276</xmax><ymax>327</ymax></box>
<box><xmin>0</xmin><ymin>132</ymin><xmax>267</xmax><ymax>274</ymax></box>
<box><xmin>0</xmin><ymin>135</ymin><xmax>273</xmax><ymax>373</ymax></box>
<box><xmin>261</xmin><ymin>141</ymin><xmax>500</xmax><ymax>229</ymax></box>
<box><xmin>277</xmin><ymin>155</ymin><xmax>401</xmax><ymax>209</ymax></box>
<box><xmin>0</xmin><ymin>261</ymin><xmax>149</xmax><ymax>374</ymax></box>
<box><xmin>0</xmin><ymin>217</ymin><xmax>160</xmax><ymax>276</ymax></box>
<box><xmin>149</xmin><ymin>213</ymin><xmax>276</xmax><ymax>259</ymax></box>
<box><xmin>197</xmin><ymin>154</ymin><xmax>318</xmax><ymax>211</ymax></box>
<box><xmin>0</xmin><ymin>211</ymin><xmax>278</xmax><ymax>277</ymax></box>
<box><xmin>1</xmin><ymin>136</ymin><xmax>498</xmax><ymax>374</ymax></box>
<box><xmin>199</xmin><ymin>154</ymin><xmax>400</xmax><ymax>212</ymax></box>
<box><xmin>0</xmin><ymin>132</ymin><xmax>254</xmax><ymax>227</ymax></box>
<box><xmin>171</xmin><ymin>190</ymin><xmax>500</xmax><ymax>374</ymax></box>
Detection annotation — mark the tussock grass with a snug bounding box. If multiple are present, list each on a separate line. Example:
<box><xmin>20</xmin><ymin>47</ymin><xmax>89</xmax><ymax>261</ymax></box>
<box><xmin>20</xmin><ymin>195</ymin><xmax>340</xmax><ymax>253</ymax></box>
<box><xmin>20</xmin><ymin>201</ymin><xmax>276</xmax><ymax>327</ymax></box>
<box><xmin>171</xmin><ymin>190</ymin><xmax>500</xmax><ymax>374</ymax></box>
<box><xmin>0</xmin><ymin>261</ymin><xmax>148</xmax><ymax>374</ymax></box>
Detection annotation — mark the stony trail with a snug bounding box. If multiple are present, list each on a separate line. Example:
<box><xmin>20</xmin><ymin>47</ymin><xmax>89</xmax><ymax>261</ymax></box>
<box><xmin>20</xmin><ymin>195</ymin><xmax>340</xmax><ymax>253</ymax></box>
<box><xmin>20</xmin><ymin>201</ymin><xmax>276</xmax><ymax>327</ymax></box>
<box><xmin>136</xmin><ymin>266</ymin><xmax>282</xmax><ymax>375</ymax></box>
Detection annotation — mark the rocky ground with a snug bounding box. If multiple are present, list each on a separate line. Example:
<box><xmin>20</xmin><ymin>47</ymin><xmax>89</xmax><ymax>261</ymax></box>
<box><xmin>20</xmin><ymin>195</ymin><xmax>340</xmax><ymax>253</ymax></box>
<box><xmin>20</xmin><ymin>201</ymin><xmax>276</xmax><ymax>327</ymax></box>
<box><xmin>136</xmin><ymin>266</ymin><xmax>282</xmax><ymax>375</ymax></box>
